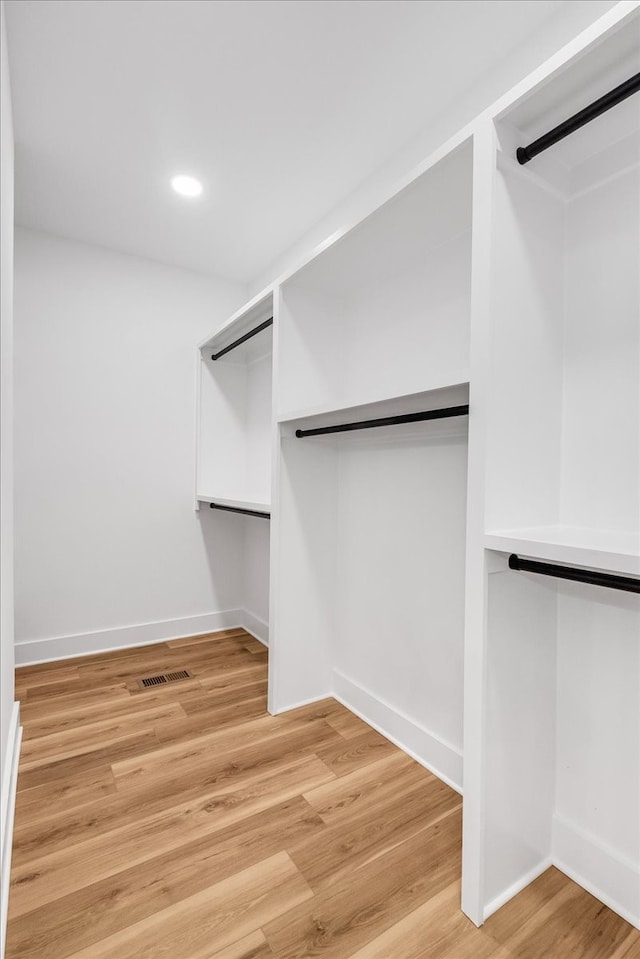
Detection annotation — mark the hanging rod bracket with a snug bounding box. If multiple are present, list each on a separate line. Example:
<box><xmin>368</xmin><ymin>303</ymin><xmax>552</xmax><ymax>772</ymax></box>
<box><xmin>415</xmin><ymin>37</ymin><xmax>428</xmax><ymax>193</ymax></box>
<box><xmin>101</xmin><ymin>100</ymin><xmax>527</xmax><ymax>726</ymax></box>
<box><xmin>295</xmin><ymin>404</ymin><xmax>469</xmax><ymax>438</ymax></box>
<box><xmin>516</xmin><ymin>72</ymin><xmax>640</xmax><ymax>165</ymax></box>
<box><xmin>508</xmin><ymin>554</ymin><xmax>639</xmax><ymax>593</ymax></box>
<box><xmin>211</xmin><ymin>317</ymin><xmax>273</xmax><ymax>361</ymax></box>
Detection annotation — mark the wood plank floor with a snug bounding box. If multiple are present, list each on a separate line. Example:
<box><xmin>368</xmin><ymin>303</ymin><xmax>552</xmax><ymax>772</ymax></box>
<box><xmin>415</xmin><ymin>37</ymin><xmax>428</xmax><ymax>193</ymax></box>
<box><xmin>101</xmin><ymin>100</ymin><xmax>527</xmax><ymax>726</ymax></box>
<box><xmin>7</xmin><ymin>629</ymin><xmax>640</xmax><ymax>959</ymax></box>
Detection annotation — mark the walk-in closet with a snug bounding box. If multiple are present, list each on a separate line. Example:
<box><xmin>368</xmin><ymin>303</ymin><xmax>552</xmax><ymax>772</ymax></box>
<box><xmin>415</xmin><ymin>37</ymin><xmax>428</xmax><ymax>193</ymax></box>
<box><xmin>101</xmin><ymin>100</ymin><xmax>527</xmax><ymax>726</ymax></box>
<box><xmin>2</xmin><ymin>1</ymin><xmax>639</xmax><ymax>956</ymax></box>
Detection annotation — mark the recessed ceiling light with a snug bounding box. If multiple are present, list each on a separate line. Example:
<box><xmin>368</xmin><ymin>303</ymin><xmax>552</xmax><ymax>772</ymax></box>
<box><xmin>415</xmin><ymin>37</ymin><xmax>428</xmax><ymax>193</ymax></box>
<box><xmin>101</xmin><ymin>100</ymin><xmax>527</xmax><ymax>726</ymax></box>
<box><xmin>171</xmin><ymin>174</ymin><xmax>203</xmax><ymax>198</ymax></box>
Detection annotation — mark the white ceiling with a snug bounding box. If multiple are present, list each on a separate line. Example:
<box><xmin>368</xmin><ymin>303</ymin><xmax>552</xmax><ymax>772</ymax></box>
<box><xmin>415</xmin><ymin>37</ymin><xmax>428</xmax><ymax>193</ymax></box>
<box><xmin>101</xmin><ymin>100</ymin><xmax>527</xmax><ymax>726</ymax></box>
<box><xmin>3</xmin><ymin>0</ymin><xmax>613</xmax><ymax>284</ymax></box>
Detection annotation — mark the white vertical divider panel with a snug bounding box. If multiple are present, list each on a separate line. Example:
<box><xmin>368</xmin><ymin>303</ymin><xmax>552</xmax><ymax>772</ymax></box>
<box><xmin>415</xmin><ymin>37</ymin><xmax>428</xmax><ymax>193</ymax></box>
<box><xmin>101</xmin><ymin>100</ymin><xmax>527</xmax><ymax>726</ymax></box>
<box><xmin>554</xmin><ymin>585</ymin><xmax>640</xmax><ymax>927</ymax></box>
<box><xmin>245</xmin><ymin>351</ymin><xmax>273</xmax><ymax>504</ymax></box>
<box><xmin>269</xmin><ymin>432</ymin><xmax>338</xmax><ymax>712</ymax></box>
<box><xmin>267</xmin><ymin>286</ymin><xmax>283</xmax><ymax>711</ymax></box>
<box><xmin>483</xmin><ymin>566</ymin><xmax>557</xmax><ymax>917</ymax></box>
<box><xmin>194</xmin><ymin>348</ymin><xmax>203</xmax><ymax>511</ymax></box>
<box><xmin>461</xmin><ymin>120</ymin><xmax>496</xmax><ymax>926</ymax></box>
<box><xmin>484</xmin><ymin>160</ymin><xmax>565</xmax><ymax>532</ymax></box>
<box><xmin>561</xmin><ymin>165</ymin><xmax>639</xmax><ymax>534</ymax></box>
<box><xmin>240</xmin><ymin>345</ymin><xmax>273</xmax><ymax>641</ymax></box>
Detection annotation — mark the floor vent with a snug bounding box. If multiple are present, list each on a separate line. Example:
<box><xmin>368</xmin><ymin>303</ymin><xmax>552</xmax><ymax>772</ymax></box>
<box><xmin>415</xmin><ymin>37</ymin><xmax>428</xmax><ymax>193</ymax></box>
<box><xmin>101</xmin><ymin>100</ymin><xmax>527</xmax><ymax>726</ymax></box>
<box><xmin>138</xmin><ymin>669</ymin><xmax>193</xmax><ymax>689</ymax></box>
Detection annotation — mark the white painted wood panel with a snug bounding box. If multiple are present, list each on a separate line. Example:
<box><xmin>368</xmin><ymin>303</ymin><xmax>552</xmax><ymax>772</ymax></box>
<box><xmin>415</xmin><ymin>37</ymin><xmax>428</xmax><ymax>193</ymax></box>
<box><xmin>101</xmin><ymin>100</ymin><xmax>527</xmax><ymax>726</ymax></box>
<box><xmin>277</xmin><ymin>141</ymin><xmax>472</xmax><ymax>418</ymax></box>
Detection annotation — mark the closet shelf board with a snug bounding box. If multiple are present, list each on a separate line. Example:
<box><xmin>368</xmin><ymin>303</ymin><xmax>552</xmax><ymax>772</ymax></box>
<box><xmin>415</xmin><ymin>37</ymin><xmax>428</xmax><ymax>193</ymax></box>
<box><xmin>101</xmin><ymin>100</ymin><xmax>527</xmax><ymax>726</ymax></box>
<box><xmin>277</xmin><ymin>370</ymin><xmax>470</xmax><ymax>427</ymax></box>
<box><xmin>196</xmin><ymin>494</ymin><xmax>271</xmax><ymax>514</ymax></box>
<box><xmin>484</xmin><ymin>525</ymin><xmax>640</xmax><ymax>577</ymax></box>
<box><xmin>198</xmin><ymin>287</ymin><xmax>274</xmax><ymax>354</ymax></box>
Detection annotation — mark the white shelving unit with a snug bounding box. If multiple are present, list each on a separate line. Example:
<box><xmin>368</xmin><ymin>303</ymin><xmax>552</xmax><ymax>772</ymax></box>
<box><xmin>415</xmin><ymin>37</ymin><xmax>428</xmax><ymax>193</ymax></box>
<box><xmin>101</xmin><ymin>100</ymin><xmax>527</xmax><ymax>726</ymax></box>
<box><xmin>463</xmin><ymin>2</ymin><xmax>640</xmax><ymax>931</ymax></box>
<box><xmin>196</xmin><ymin>290</ymin><xmax>274</xmax><ymax>643</ymax></box>
<box><xmin>270</xmin><ymin>138</ymin><xmax>473</xmax><ymax>791</ymax></box>
<box><xmin>197</xmin><ymin>290</ymin><xmax>274</xmax><ymax>512</ymax></box>
<box><xmin>278</xmin><ymin>375</ymin><xmax>470</xmax><ymax>434</ymax></box>
<box><xmin>195</xmin><ymin>0</ymin><xmax>640</xmax><ymax>936</ymax></box>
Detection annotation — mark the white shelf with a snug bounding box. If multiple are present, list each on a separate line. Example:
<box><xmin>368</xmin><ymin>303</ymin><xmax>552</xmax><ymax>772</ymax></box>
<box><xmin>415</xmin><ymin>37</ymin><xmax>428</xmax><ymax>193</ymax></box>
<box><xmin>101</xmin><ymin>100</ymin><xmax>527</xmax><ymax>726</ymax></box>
<box><xmin>197</xmin><ymin>494</ymin><xmax>271</xmax><ymax>514</ymax></box>
<box><xmin>198</xmin><ymin>288</ymin><xmax>274</xmax><ymax>363</ymax></box>
<box><xmin>277</xmin><ymin>370</ymin><xmax>470</xmax><ymax>428</ymax></box>
<box><xmin>484</xmin><ymin>525</ymin><xmax>640</xmax><ymax>577</ymax></box>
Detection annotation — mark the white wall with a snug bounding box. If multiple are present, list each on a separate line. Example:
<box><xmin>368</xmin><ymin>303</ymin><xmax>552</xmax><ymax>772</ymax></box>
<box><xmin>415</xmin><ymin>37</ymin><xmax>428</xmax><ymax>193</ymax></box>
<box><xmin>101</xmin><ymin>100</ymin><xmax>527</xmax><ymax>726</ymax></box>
<box><xmin>1</xmin><ymin>0</ymin><xmax>19</xmax><ymax>948</ymax></box>
<box><xmin>0</xmin><ymin>0</ymin><xmax>15</xmax><ymax>778</ymax></box>
<box><xmin>13</xmin><ymin>228</ymin><xmax>248</xmax><ymax>662</ymax></box>
<box><xmin>248</xmin><ymin>0</ymin><xmax>617</xmax><ymax>295</ymax></box>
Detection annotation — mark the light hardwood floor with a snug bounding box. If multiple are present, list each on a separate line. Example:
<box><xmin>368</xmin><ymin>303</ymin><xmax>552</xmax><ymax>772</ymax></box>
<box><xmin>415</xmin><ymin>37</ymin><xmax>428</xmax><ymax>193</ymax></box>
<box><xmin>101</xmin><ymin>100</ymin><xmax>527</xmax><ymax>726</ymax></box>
<box><xmin>6</xmin><ymin>629</ymin><xmax>640</xmax><ymax>958</ymax></box>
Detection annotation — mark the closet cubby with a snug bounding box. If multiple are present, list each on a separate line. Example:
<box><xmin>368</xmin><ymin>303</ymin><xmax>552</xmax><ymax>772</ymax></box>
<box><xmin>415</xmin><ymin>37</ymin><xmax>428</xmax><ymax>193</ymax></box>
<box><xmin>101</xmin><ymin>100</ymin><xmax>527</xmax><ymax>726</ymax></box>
<box><xmin>196</xmin><ymin>291</ymin><xmax>274</xmax><ymax>643</ymax></box>
<box><xmin>481</xmin><ymin>553</ymin><xmax>639</xmax><ymax>924</ymax></box>
<box><xmin>272</xmin><ymin>408</ymin><xmax>469</xmax><ymax>787</ymax></box>
<box><xmin>276</xmin><ymin>139</ymin><xmax>472</xmax><ymax>420</ymax></box>
<box><xmin>270</xmin><ymin>139</ymin><xmax>474</xmax><ymax>790</ymax></box>
<box><xmin>197</xmin><ymin>291</ymin><xmax>273</xmax><ymax>513</ymax></box>
<box><xmin>484</xmin><ymin>16</ymin><xmax>640</xmax><ymax>575</ymax></box>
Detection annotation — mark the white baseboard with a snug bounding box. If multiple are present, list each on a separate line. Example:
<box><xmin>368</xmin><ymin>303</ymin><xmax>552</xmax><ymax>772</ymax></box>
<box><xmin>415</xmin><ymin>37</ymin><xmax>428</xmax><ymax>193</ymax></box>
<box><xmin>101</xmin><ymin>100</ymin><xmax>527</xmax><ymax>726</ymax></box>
<box><xmin>269</xmin><ymin>693</ymin><xmax>332</xmax><ymax>715</ymax></box>
<box><xmin>553</xmin><ymin>814</ymin><xmax>640</xmax><ymax>931</ymax></box>
<box><xmin>1</xmin><ymin>702</ymin><xmax>22</xmax><ymax>959</ymax></box>
<box><xmin>241</xmin><ymin>609</ymin><xmax>269</xmax><ymax>646</ymax></box>
<box><xmin>483</xmin><ymin>857</ymin><xmax>553</xmax><ymax>922</ymax></box>
<box><xmin>13</xmin><ymin>609</ymin><xmax>246</xmax><ymax>666</ymax></box>
<box><xmin>332</xmin><ymin>670</ymin><xmax>463</xmax><ymax>794</ymax></box>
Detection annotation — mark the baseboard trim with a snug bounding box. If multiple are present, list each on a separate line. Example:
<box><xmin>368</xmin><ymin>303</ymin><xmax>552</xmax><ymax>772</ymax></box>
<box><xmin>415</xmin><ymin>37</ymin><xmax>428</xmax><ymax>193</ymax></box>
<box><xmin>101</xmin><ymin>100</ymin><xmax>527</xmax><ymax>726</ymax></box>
<box><xmin>332</xmin><ymin>670</ymin><xmax>463</xmax><ymax>794</ymax></box>
<box><xmin>1</xmin><ymin>702</ymin><xmax>22</xmax><ymax>959</ymax></box>
<box><xmin>269</xmin><ymin>693</ymin><xmax>331</xmax><ymax>715</ymax></box>
<box><xmin>553</xmin><ymin>814</ymin><xmax>640</xmax><ymax>931</ymax></box>
<box><xmin>483</xmin><ymin>857</ymin><xmax>553</xmax><ymax>922</ymax></box>
<box><xmin>241</xmin><ymin>610</ymin><xmax>269</xmax><ymax>646</ymax></box>
<box><xmin>14</xmin><ymin>609</ymin><xmax>246</xmax><ymax>666</ymax></box>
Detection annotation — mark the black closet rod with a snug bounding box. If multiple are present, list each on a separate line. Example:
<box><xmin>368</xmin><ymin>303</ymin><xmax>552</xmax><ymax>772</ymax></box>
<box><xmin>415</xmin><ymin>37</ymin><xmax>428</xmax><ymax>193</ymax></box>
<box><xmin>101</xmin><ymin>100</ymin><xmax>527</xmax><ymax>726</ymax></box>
<box><xmin>211</xmin><ymin>317</ymin><xmax>273</xmax><ymax>361</ymax></box>
<box><xmin>508</xmin><ymin>554</ymin><xmax>639</xmax><ymax>594</ymax></box>
<box><xmin>295</xmin><ymin>404</ymin><xmax>469</xmax><ymax>438</ymax></box>
<box><xmin>209</xmin><ymin>503</ymin><xmax>271</xmax><ymax>519</ymax></box>
<box><xmin>516</xmin><ymin>72</ymin><xmax>640</xmax><ymax>165</ymax></box>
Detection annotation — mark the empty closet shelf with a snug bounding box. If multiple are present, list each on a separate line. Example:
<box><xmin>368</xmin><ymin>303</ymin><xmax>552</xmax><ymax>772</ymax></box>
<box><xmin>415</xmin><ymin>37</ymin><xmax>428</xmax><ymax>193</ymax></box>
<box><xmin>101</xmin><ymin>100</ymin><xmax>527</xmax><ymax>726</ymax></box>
<box><xmin>197</xmin><ymin>495</ymin><xmax>271</xmax><ymax>518</ymax></box>
<box><xmin>294</xmin><ymin>404</ymin><xmax>469</xmax><ymax>438</ymax></box>
<box><xmin>484</xmin><ymin>527</ymin><xmax>639</xmax><ymax>578</ymax></box>
<box><xmin>210</xmin><ymin>316</ymin><xmax>273</xmax><ymax>360</ymax></box>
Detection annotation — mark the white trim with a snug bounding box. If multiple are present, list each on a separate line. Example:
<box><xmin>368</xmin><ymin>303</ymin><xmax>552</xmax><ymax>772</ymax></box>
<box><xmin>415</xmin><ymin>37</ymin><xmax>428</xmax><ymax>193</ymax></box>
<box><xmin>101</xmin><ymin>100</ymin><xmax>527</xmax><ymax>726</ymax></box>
<box><xmin>333</xmin><ymin>670</ymin><xmax>463</xmax><ymax>794</ymax></box>
<box><xmin>1</xmin><ymin>702</ymin><xmax>21</xmax><ymax>959</ymax></box>
<box><xmin>269</xmin><ymin>693</ymin><xmax>331</xmax><ymax>715</ymax></box>
<box><xmin>553</xmin><ymin>814</ymin><xmax>640</xmax><ymax>931</ymax></box>
<box><xmin>13</xmin><ymin>609</ymin><xmax>245</xmax><ymax>666</ymax></box>
<box><xmin>483</xmin><ymin>857</ymin><xmax>554</xmax><ymax>922</ymax></box>
<box><xmin>241</xmin><ymin>610</ymin><xmax>269</xmax><ymax>646</ymax></box>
